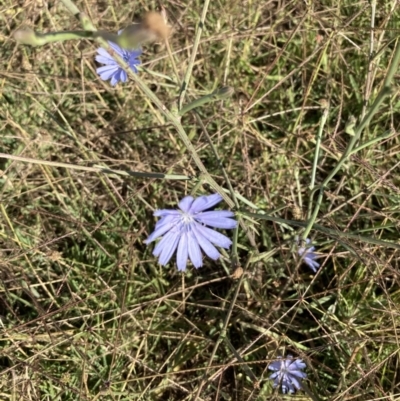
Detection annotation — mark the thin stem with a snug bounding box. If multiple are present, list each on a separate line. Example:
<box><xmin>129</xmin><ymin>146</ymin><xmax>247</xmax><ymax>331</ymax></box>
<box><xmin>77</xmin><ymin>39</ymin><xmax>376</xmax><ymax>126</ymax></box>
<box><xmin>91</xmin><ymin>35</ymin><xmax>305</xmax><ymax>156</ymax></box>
<box><xmin>310</xmin><ymin>107</ymin><xmax>328</xmax><ymax>191</ymax></box>
<box><xmin>14</xmin><ymin>29</ymin><xmax>98</xmax><ymax>46</ymax></box>
<box><xmin>0</xmin><ymin>153</ymin><xmax>190</xmax><ymax>180</ymax></box>
<box><xmin>308</xmin><ymin>106</ymin><xmax>328</xmax><ymax>219</ymax></box>
<box><xmin>179</xmin><ymin>87</ymin><xmax>234</xmax><ymax>116</ymax></box>
<box><xmin>223</xmin><ymin>337</ymin><xmax>258</xmax><ymax>383</ymax></box>
<box><xmin>193</xmin><ymin>114</ymin><xmax>257</xmax><ymax>249</ymax></box>
<box><xmin>349</xmin><ymin>130</ymin><xmax>393</xmax><ymax>155</ymax></box>
<box><xmin>361</xmin><ymin>0</ymin><xmax>376</xmax><ymax>119</ymax></box>
<box><xmin>59</xmin><ymin>0</ymin><xmax>235</xmax><ymax>208</ymax></box>
<box><xmin>60</xmin><ymin>0</ymin><xmax>81</xmax><ymax>16</ymax></box>
<box><xmin>194</xmin><ymin>112</ymin><xmax>238</xmax><ymax>208</ymax></box>
<box><xmin>165</xmin><ymin>39</ymin><xmax>181</xmax><ymax>85</ymax></box>
<box><xmin>302</xmin><ymin>49</ymin><xmax>398</xmax><ymax>241</ymax></box>
<box><xmin>178</xmin><ymin>0</ymin><xmax>210</xmax><ymax>110</ymax></box>
<box><xmin>242</xmin><ymin>210</ymin><xmax>400</xmax><ymax>251</ymax></box>
<box><xmin>56</xmin><ymin>0</ymin><xmax>259</xmax><ymax>268</ymax></box>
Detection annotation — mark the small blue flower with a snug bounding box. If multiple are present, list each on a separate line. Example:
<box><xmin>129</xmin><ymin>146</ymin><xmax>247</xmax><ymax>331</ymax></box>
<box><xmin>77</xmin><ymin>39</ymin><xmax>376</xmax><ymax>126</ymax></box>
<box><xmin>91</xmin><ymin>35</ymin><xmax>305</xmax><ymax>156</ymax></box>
<box><xmin>144</xmin><ymin>194</ymin><xmax>237</xmax><ymax>271</ymax></box>
<box><xmin>95</xmin><ymin>32</ymin><xmax>141</xmax><ymax>86</ymax></box>
<box><xmin>268</xmin><ymin>355</ymin><xmax>307</xmax><ymax>394</ymax></box>
<box><xmin>298</xmin><ymin>238</ymin><xmax>320</xmax><ymax>273</ymax></box>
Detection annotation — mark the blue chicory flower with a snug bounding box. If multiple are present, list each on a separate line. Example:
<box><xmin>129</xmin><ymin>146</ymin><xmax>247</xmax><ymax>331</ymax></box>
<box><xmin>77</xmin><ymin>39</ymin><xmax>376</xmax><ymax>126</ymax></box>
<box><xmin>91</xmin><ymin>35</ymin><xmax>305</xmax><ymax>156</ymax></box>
<box><xmin>144</xmin><ymin>194</ymin><xmax>237</xmax><ymax>271</ymax></box>
<box><xmin>298</xmin><ymin>238</ymin><xmax>320</xmax><ymax>273</ymax></box>
<box><xmin>95</xmin><ymin>32</ymin><xmax>141</xmax><ymax>86</ymax></box>
<box><xmin>268</xmin><ymin>355</ymin><xmax>307</xmax><ymax>394</ymax></box>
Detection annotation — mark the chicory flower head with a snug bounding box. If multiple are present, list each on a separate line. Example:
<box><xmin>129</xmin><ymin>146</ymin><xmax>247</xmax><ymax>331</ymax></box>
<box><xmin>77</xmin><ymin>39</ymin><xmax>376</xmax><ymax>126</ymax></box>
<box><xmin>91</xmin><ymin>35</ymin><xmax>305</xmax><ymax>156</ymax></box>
<box><xmin>95</xmin><ymin>31</ymin><xmax>141</xmax><ymax>86</ymax></box>
<box><xmin>145</xmin><ymin>194</ymin><xmax>237</xmax><ymax>271</ymax></box>
<box><xmin>298</xmin><ymin>238</ymin><xmax>320</xmax><ymax>273</ymax></box>
<box><xmin>268</xmin><ymin>355</ymin><xmax>307</xmax><ymax>394</ymax></box>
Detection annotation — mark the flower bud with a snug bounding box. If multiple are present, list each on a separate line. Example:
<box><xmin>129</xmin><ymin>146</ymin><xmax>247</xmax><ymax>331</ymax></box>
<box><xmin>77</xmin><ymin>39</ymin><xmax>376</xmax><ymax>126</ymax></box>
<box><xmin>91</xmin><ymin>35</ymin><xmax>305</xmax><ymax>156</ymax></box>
<box><xmin>13</xmin><ymin>28</ymin><xmax>42</xmax><ymax>46</ymax></box>
<box><xmin>213</xmin><ymin>86</ymin><xmax>234</xmax><ymax>99</ymax></box>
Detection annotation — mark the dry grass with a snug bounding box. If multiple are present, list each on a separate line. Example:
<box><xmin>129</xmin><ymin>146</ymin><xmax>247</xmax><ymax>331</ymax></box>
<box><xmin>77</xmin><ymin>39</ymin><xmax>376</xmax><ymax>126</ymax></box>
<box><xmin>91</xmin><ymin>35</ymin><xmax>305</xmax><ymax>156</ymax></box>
<box><xmin>1</xmin><ymin>0</ymin><xmax>400</xmax><ymax>400</ymax></box>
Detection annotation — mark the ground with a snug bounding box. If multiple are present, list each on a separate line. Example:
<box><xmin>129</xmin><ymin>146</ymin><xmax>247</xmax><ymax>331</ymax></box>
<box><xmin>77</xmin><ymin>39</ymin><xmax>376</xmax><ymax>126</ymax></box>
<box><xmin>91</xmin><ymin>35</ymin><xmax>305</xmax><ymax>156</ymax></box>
<box><xmin>1</xmin><ymin>0</ymin><xmax>400</xmax><ymax>400</ymax></box>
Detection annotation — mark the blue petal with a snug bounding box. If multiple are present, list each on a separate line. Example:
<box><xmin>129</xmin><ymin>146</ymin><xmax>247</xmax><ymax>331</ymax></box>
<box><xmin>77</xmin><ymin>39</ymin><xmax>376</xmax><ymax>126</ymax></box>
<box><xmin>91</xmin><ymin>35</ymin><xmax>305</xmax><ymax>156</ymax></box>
<box><xmin>176</xmin><ymin>232</ymin><xmax>189</xmax><ymax>271</ymax></box>
<box><xmin>305</xmin><ymin>257</ymin><xmax>320</xmax><ymax>272</ymax></box>
<box><xmin>281</xmin><ymin>378</ymin><xmax>295</xmax><ymax>393</ymax></box>
<box><xmin>153</xmin><ymin>229</ymin><xmax>177</xmax><ymax>257</ymax></box>
<box><xmin>128</xmin><ymin>51</ymin><xmax>142</xmax><ymax>68</ymax></box>
<box><xmin>97</xmin><ymin>65</ymin><xmax>119</xmax><ymax>81</ymax></box>
<box><xmin>95</xmin><ymin>55</ymin><xmax>118</xmax><ymax>65</ymax></box>
<box><xmin>95</xmin><ymin>32</ymin><xmax>142</xmax><ymax>86</ymax></box>
<box><xmin>192</xmin><ymin>225</ymin><xmax>221</xmax><ymax>260</ymax></box>
<box><xmin>189</xmin><ymin>194</ymin><xmax>222</xmax><ymax>214</ymax></box>
<box><xmin>110</xmin><ymin>73</ymin><xmax>119</xmax><ymax>86</ymax></box>
<box><xmin>144</xmin><ymin>216</ymin><xmax>179</xmax><ymax>244</ymax></box>
<box><xmin>267</xmin><ymin>356</ymin><xmax>306</xmax><ymax>394</ymax></box>
<box><xmin>114</xmin><ymin>68</ymin><xmax>128</xmax><ymax>84</ymax></box>
<box><xmin>287</xmin><ymin>375</ymin><xmax>302</xmax><ymax>390</ymax></box>
<box><xmin>288</xmin><ymin>370</ymin><xmax>307</xmax><ymax>379</ymax></box>
<box><xmin>154</xmin><ymin>215</ymin><xmax>181</xmax><ymax>233</ymax></box>
<box><xmin>283</xmin><ymin>359</ymin><xmax>293</xmax><ymax>369</ymax></box>
<box><xmin>195</xmin><ymin>211</ymin><xmax>237</xmax><ymax>229</ymax></box>
<box><xmin>154</xmin><ymin>230</ymin><xmax>180</xmax><ymax>266</ymax></box>
<box><xmin>187</xmin><ymin>230</ymin><xmax>203</xmax><ymax>268</ymax></box>
<box><xmin>292</xmin><ymin>360</ymin><xmax>307</xmax><ymax>370</ymax></box>
<box><xmin>154</xmin><ymin>209</ymin><xmax>181</xmax><ymax>217</ymax></box>
<box><xmin>268</xmin><ymin>361</ymin><xmax>283</xmax><ymax>371</ymax></box>
<box><xmin>130</xmin><ymin>63</ymin><xmax>139</xmax><ymax>73</ymax></box>
<box><xmin>111</xmin><ymin>69</ymin><xmax>123</xmax><ymax>84</ymax></box>
<box><xmin>179</xmin><ymin>196</ymin><xmax>194</xmax><ymax>213</ymax></box>
<box><xmin>269</xmin><ymin>372</ymin><xmax>279</xmax><ymax>379</ymax></box>
<box><xmin>194</xmin><ymin>224</ymin><xmax>232</xmax><ymax>248</ymax></box>
<box><xmin>130</xmin><ymin>48</ymin><xmax>143</xmax><ymax>58</ymax></box>
<box><xmin>108</xmin><ymin>41</ymin><xmax>125</xmax><ymax>57</ymax></box>
<box><xmin>95</xmin><ymin>48</ymin><xmax>117</xmax><ymax>64</ymax></box>
<box><xmin>119</xmin><ymin>69</ymin><xmax>128</xmax><ymax>83</ymax></box>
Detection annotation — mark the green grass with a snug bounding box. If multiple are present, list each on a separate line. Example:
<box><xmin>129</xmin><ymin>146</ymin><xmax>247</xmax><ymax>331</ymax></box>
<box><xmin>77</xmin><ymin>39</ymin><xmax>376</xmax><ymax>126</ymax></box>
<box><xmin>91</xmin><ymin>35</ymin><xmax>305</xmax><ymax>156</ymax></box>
<box><xmin>1</xmin><ymin>0</ymin><xmax>400</xmax><ymax>400</ymax></box>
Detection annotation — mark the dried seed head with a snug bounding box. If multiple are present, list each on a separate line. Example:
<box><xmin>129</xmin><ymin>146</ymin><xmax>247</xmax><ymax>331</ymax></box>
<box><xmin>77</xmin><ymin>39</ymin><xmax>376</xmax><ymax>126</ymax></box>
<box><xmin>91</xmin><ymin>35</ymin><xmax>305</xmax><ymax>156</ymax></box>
<box><xmin>231</xmin><ymin>266</ymin><xmax>244</xmax><ymax>280</ymax></box>
<box><xmin>292</xmin><ymin>204</ymin><xmax>302</xmax><ymax>220</ymax></box>
<box><xmin>118</xmin><ymin>12</ymin><xmax>171</xmax><ymax>49</ymax></box>
<box><xmin>142</xmin><ymin>12</ymin><xmax>170</xmax><ymax>41</ymax></box>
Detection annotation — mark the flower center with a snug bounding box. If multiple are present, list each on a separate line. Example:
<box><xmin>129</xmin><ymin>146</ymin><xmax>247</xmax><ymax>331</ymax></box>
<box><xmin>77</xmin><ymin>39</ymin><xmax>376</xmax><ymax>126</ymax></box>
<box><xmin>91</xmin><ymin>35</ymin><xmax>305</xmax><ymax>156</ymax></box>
<box><xmin>180</xmin><ymin>212</ymin><xmax>194</xmax><ymax>225</ymax></box>
<box><xmin>122</xmin><ymin>51</ymin><xmax>130</xmax><ymax>63</ymax></box>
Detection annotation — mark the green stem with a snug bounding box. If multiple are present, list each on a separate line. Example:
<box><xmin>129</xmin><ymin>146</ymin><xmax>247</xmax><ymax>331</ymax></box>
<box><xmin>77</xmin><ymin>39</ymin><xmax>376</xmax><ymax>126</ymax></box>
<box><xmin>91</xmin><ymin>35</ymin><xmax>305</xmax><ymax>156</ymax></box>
<box><xmin>193</xmin><ymin>113</ymin><xmax>240</xmax><ymax>262</ymax></box>
<box><xmin>56</xmin><ymin>1</ymin><xmax>258</xmax><ymax>261</ymax></box>
<box><xmin>179</xmin><ymin>87</ymin><xmax>234</xmax><ymax>116</ymax></box>
<box><xmin>349</xmin><ymin>130</ymin><xmax>393</xmax><ymax>155</ymax></box>
<box><xmin>242</xmin><ymin>210</ymin><xmax>400</xmax><ymax>250</ymax></box>
<box><xmin>223</xmin><ymin>337</ymin><xmax>258</xmax><ymax>383</ymax></box>
<box><xmin>58</xmin><ymin>1</ymin><xmax>234</xmax><ymax>208</ymax></box>
<box><xmin>14</xmin><ymin>9</ymin><xmax>148</xmax><ymax>50</ymax></box>
<box><xmin>194</xmin><ymin>113</ymin><xmax>238</xmax><ymax>208</ymax></box>
<box><xmin>13</xmin><ymin>25</ymin><xmax>149</xmax><ymax>50</ymax></box>
<box><xmin>302</xmin><ymin>38</ymin><xmax>400</xmax><ymax>241</ymax></box>
<box><xmin>60</xmin><ymin>0</ymin><xmax>81</xmax><ymax>16</ymax></box>
<box><xmin>308</xmin><ymin>106</ymin><xmax>328</xmax><ymax>219</ymax></box>
<box><xmin>178</xmin><ymin>0</ymin><xmax>211</xmax><ymax>110</ymax></box>
<box><xmin>0</xmin><ymin>153</ymin><xmax>190</xmax><ymax>181</ymax></box>
<box><xmin>14</xmin><ymin>28</ymin><xmax>120</xmax><ymax>47</ymax></box>
<box><xmin>303</xmin><ymin>87</ymin><xmax>390</xmax><ymax>240</ymax></box>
